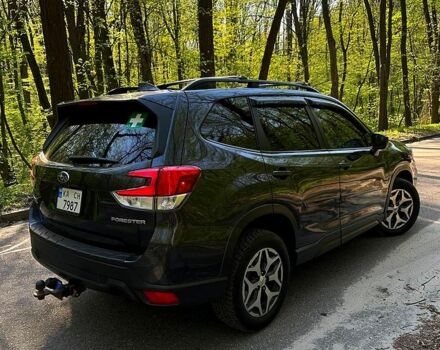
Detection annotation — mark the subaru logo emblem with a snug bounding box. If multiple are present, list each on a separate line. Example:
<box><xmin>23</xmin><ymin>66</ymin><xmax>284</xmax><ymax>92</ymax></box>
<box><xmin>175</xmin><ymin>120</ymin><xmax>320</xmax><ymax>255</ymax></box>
<box><xmin>57</xmin><ymin>171</ymin><xmax>70</xmax><ymax>184</ymax></box>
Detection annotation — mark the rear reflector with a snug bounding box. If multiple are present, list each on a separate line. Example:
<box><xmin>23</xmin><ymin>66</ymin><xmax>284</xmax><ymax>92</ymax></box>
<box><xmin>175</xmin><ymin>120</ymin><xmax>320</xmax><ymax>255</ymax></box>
<box><xmin>143</xmin><ymin>290</ymin><xmax>180</xmax><ymax>305</ymax></box>
<box><xmin>112</xmin><ymin>166</ymin><xmax>201</xmax><ymax>211</ymax></box>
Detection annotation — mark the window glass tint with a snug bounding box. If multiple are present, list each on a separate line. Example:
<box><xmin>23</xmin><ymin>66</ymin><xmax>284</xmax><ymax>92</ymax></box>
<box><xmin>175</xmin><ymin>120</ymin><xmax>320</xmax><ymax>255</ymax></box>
<box><xmin>200</xmin><ymin>97</ymin><xmax>257</xmax><ymax>149</ymax></box>
<box><xmin>45</xmin><ymin>112</ymin><xmax>156</xmax><ymax>167</ymax></box>
<box><xmin>313</xmin><ymin>107</ymin><xmax>368</xmax><ymax>149</ymax></box>
<box><xmin>256</xmin><ymin>105</ymin><xmax>319</xmax><ymax>151</ymax></box>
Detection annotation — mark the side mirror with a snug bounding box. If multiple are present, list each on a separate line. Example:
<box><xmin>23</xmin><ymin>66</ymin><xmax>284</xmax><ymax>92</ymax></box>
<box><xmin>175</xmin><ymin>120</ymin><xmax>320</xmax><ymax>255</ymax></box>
<box><xmin>371</xmin><ymin>133</ymin><xmax>389</xmax><ymax>151</ymax></box>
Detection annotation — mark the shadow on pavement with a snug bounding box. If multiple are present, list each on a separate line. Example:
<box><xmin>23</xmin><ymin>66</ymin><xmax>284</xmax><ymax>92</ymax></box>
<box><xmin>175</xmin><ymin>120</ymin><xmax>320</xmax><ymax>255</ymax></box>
<box><xmin>35</xmin><ymin>213</ymin><xmax>437</xmax><ymax>350</ymax></box>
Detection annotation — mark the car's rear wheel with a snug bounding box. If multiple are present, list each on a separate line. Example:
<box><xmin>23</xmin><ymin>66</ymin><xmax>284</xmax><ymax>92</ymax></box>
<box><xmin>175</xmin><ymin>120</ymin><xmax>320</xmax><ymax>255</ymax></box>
<box><xmin>212</xmin><ymin>229</ymin><xmax>290</xmax><ymax>331</ymax></box>
<box><xmin>378</xmin><ymin>178</ymin><xmax>420</xmax><ymax>235</ymax></box>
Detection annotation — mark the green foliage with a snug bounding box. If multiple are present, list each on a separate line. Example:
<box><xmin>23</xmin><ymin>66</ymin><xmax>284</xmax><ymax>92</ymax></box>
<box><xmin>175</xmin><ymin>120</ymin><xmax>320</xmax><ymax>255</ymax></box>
<box><xmin>0</xmin><ymin>0</ymin><xmax>438</xmax><ymax>211</ymax></box>
<box><xmin>383</xmin><ymin>123</ymin><xmax>440</xmax><ymax>141</ymax></box>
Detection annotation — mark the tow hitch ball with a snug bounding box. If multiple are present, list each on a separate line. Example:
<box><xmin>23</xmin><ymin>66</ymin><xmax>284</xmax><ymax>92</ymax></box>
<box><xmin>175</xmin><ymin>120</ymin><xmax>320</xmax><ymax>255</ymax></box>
<box><xmin>33</xmin><ymin>278</ymin><xmax>86</xmax><ymax>300</ymax></box>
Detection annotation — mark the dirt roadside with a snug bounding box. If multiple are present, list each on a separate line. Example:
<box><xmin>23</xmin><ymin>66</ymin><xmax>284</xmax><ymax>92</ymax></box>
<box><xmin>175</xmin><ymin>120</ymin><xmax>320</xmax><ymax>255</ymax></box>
<box><xmin>394</xmin><ymin>305</ymin><xmax>440</xmax><ymax>349</ymax></box>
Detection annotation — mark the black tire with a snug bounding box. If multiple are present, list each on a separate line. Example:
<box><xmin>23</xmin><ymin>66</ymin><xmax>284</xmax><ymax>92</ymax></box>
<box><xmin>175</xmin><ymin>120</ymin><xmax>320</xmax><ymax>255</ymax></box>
<box><xmin>377</xmin><ymin>178</ymin><xmax>420</xmax><ymax>236</ymax></box>
<box><xmin>212</xmin><ymin>229</ymin><xmax>290</xmax><ymax>331</ymax></box>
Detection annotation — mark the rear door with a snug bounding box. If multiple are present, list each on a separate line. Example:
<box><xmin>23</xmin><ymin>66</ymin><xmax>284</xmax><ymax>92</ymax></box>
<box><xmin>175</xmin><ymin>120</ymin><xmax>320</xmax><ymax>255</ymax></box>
<box><xmin>250</xmin><ymin>96</ymin><xmax>341</xmax><ymax>258</ymax></box>
<box><xmin>308</xmin><ymin>98</ymin><xmax>387</xmax><ymax>242</ymax></box>
<box><xmin>33</xmin><ymin>99</ymin><xmax>174</xmax><ymax>253</ymax></box>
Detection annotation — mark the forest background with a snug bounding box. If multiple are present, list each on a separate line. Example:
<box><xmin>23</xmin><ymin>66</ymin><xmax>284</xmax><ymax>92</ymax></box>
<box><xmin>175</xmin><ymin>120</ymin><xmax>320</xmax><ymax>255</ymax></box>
<box><xmin>0</xmin><ymin>0</ymin><xmax>438</xmax><ymax>211</ymax></box>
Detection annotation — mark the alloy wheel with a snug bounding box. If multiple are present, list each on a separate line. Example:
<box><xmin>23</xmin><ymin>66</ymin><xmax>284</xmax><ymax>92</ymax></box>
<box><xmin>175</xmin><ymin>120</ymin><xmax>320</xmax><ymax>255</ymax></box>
<box><xmin>241</xmin><ymin>247</ymin><xmax>284</xmax><ymax>318</ymax></box>
<box><xmin>381</xmin><ymin>188</ymin><xmax>414</xmax><ymax>230</ymax></box>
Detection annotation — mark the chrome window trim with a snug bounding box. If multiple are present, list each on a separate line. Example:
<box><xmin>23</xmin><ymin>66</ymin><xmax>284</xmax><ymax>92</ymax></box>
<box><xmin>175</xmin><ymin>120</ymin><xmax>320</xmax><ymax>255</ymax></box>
<box><xmin>258</xmin><ymin>147</ymin><xmax>372</xmax><ymax>157</ymax></box>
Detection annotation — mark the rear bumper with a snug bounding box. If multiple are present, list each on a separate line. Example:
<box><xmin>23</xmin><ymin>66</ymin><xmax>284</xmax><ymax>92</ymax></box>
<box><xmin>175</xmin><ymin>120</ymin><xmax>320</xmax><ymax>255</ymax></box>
<box><xmin>29</xmin><ymin>206</ymin><xmax>227</xmax><ymax>306</ymax></box>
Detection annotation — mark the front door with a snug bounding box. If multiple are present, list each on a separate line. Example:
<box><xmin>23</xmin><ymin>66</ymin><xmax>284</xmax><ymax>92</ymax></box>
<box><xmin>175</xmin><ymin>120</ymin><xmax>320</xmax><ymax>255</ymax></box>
<box><xmin>308</xmin><ymin>99</ymin><xmax>387</xmax><ymax>242</ymax></box>
<box><xmin>250</xmin><ymin>96</ymin><xmax>341</xmax><ymax>261</ymax></box>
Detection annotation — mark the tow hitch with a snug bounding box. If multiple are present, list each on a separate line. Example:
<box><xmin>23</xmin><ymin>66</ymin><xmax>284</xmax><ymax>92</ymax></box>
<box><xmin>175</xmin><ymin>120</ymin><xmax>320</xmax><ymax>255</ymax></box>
<box><xmin>33</xmin><ymin>278</ymin><xmax>86</xmax><ymax>300</ymax></box>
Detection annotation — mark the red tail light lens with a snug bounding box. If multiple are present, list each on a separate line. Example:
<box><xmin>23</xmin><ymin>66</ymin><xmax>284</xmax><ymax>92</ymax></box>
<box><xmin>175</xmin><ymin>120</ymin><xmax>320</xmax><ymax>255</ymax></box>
<box><xmin>113</xmin><ymin>166</ymin><xmax>201</xmax><ymax>211</ymax></box>
<box><xmin>155</xmin><ymin>166</ymin><xmax>201</xmax><ymax>196</ymax></box>
<box><xmin>143</xmin><ymin>290</ymin><xmax>180</xmax><ymax>305</ymax></box>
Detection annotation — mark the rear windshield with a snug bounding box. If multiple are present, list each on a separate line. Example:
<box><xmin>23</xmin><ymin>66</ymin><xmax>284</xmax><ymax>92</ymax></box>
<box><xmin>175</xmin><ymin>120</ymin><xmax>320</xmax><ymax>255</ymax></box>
<box><xmin>45</xmin><ymin>107</ymin><xmax>157</xmax><ymax>167</ymax></box>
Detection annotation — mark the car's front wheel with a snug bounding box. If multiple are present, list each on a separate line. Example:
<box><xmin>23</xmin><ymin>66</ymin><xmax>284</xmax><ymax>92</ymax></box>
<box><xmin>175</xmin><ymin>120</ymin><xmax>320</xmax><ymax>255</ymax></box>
<box><xmin>212</xmin><ymin>229</ymin><xmax>290</xmax><ymax>331</ymax></box>
<box><xmin>378</xmin><ymin>178</ymin><xmax>420</xmax><ymax>235</ymax></box>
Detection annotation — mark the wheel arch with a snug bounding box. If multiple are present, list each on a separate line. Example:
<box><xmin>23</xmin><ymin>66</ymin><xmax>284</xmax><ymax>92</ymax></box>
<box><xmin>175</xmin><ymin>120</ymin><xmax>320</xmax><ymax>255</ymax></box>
<box><xmin>394</xmin><ymin>169</ymin><xmax>413</xmax><ymax>184</ymax></box>
<box><xmin>220</xmin><ymin>204</ymin><xmax>298</xmax><ymax>276</ymax></box>
<box><xmin>384</xmin><ymin>163</ymin><xmax>416</xmax><ymax>215</ymax></box>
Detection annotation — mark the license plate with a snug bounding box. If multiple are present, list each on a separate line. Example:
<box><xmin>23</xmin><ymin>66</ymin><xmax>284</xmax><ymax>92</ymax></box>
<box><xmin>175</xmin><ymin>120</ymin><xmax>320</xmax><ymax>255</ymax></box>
<box><xmin>56</xmin><ymin>187</ymin><xmax>82</xmax><ymax>214</ymax></box>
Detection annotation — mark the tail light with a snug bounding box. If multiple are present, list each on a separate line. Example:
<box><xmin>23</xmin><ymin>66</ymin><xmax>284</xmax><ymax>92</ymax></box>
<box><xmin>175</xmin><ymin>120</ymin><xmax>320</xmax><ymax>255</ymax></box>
<box><xmin>112</xmin><ymin>166</ymin><xmax>201</xmax><ymax>211</ymax></box>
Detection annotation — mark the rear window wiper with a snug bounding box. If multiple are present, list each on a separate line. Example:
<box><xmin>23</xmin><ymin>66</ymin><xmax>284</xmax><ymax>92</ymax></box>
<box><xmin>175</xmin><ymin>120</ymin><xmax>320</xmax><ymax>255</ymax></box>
<box><xmin>69</xmin><ymin>156</ymin><xmax>119</xmax><ymax>165</ymax></box>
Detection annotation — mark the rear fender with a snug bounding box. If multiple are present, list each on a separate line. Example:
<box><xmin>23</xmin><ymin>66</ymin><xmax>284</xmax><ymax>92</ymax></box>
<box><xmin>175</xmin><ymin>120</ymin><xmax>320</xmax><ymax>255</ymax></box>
<box><xmin>220</xmin><ymin>204</ymin><xmax>299</xmax><ymax>276</ymax></box>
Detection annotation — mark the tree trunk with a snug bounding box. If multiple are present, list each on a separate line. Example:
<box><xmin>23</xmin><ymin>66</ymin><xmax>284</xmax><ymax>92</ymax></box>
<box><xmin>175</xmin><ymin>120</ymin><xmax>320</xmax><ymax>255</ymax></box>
<box><xmin>65</xmin><ymin>0</ymin><xmax>89</xmax><ymax>99</ymax></box>
<box><xmin>8</xmin><ymin>35</ymin><xmax>27</xmax><ymax>124</ymax></box>
<box><xmin>286</xmin><ymin>2</ymin><xmax>293</xmax><ymax>81</ymax></box>
<box><xmin>0</xmin><ymin>64</ymin><xmax>13</xmax><ymax>185</ymax></box>
<box><xmin>338</xmin><ymin>0</ymin><xmax>353</xmax><ymax>100</ymax></box>
<box><xmin>259</xmin><ymin>0</ymin><xmax>288</xmax><ymax>80</ymax></box>
<box><xmin>9</xmin><ymin>0</ymin><xmax>50</xmax><ymax>112</ymax></box>
<box><xmin>363</xmin><ymin>0</ymin><xmax>380</xmax><ymax>79</ymax></box>
<box><xmin>378</xmin><ymin>0</ymin><xmax>392</xmax><ymax>131</ymax></box>
<box><xmin>161</xmin><ymin>0</ymin><xmax>185</xmax><ymax>81</ymax></box>
<box><xmin>172</xmin><ymin>0</ymin><xmax>184</xmax><ymax>81</ymax></box>
<box><xmin>365</xmin><ymin>0</ymin><xmax>392</xmax><ymax>131</ymax></box>
<box><xmin>322</xmin><ymin>0</ymin><xmax>338</xmax><ymax>98</ymax></box>
<box><xmin>197</xmin><ymin>0</ymin><xmax>216</xmax><ymax>77</ymax></box>
<box><xmin>20</xmin><ymin>57</ymin><xmax>31</xmax><ymax>106</ymax></box>
<box><xmin>128</xmin><ymin>0</ymin><xmax>154</xmax><ymax>83</ymax></box>
<box><xmin>422</xmin><ymin>0</ymin><xmax>440</xmax><ymax>123</ymax></box>
<box><xmin>92</xmin><ymin>0</ymin><xmax>118</xmax><ymax>91</ymax></box>
<box><xmin>39</xmin><ymin>0</ymin><xmax>75</xmax><ymax>126</ymax></box>
<box><xmin>422</xmin><ymin>0</ymin><xmax>434</xmax><ymax>49</ymax></box>
<box><xmin>292</xmin><ymin>0</ymin><xmax>314</xmax><ymax>83</ymax></box>
<box><xmin>122</xmin><ymin>0</ymin><xmax>131</xmax><ymax>85</ymax></box>
<box><xmin>400</xmin><ymin>0</ymin><xmax>412</xmax><ymax>126</ymax></box>
<box><xmin>432</xmin><ymin>83</ymin><xmax>440</xmax><ymax>124</ymax></box>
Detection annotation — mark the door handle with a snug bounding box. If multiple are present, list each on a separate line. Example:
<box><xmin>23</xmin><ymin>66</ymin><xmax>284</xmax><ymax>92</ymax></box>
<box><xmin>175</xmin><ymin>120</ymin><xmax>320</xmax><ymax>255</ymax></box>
<box><xmin>338</xmin><ymin>160</ymin><xmax>352</xmax><ymax>170</ymax></box>
<box><xmin>272</xmin><ymin>169</ymin><xmax>292</xmax><ymax>179</ymax></box>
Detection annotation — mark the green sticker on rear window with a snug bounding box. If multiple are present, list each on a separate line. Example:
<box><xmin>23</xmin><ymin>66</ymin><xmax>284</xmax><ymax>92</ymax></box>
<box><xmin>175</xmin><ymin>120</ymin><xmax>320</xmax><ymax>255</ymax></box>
<box><xmin>126</xmin><ymin>112</ymin><xmax>148</xmax><ymax>128</ymax></box>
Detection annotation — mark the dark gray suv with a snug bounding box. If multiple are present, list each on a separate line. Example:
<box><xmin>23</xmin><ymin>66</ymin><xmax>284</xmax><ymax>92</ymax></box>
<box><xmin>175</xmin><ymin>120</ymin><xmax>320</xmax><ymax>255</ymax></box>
<box><xmin>29</xmin><ymin>76</ymin><xmax>419</xmax><ymax>331</ymax></box>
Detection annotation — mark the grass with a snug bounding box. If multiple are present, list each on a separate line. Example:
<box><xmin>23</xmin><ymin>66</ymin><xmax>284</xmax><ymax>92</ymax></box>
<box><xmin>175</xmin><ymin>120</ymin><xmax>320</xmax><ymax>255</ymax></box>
<box><xmin>0</xmin><ymin>181</ymin><xmax>32</xmax><ymax>213</ymax></box>
<box><xmin>383</xmin><ymin>123</ymin><xmax>440</xmax><ymax>142</ymax></box>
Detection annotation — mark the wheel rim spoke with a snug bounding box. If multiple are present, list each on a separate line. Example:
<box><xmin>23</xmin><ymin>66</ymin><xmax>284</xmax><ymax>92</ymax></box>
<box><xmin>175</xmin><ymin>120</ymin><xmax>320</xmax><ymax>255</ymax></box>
<box><xmin>242</xmin><ymin>276</ymin><xmax>259</xmax><ymax>305</ymax></box>
<box><xmin>241</xmin><ymin>247</ymin><xmax>284</xmax><ymax>318</ymax></box>
<box><xmin>264</xmin><ymin>287</ymin><xmax>280</xmax><ymax>312</ymax></box>
<box><xmin>381</xmin><ymin>188</ymin><xmax>414</xmax><ymax>230</ymax></box>
<box><xmin>268</xmin><ymin>260</ymin><xmax>283</xmax><ymax>287</ymax></box>
<box><xmin>246</xmin><ymin>250</ymin><xmax>262</xmax><ymax>275</ymax></box>
<box><xmin>246</xmin><ymin>288</ymin><xmax>263</xmax><ymax>317</ymax></box>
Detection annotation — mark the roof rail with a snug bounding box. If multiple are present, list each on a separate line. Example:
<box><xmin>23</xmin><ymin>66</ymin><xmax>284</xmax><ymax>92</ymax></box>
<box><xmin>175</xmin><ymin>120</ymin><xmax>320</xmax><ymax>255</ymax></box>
<box><xmin>107</xmin><ymin>87</ymin><xmax>139</xmax><ymax>95</ymax></box>
<box><xmin>176</xmin><ymin>76</ymin><xmax>319</xmax><ymax>93</ymax></box>
<box><xmin>107</xmin><ymin>82</ymin><xmax>159</xmax><ymax>95</ymax></box>
<box><xmin>108</xmin><ymin>77</ymin><xmax>320</xmax><ymax>95</ymax></box>
<box><xmin>156</xmin><ymin>76</ymin><xmax>247</xmax><ymax>90</ymax></box>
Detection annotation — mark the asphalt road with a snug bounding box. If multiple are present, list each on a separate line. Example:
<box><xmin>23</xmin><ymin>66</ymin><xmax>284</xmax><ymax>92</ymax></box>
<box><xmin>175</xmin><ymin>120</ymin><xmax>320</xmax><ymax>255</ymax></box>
<box><xmin>1</xmin><ymin>138</ymin><xmax>440</xmax><ymax>350</ymax></box>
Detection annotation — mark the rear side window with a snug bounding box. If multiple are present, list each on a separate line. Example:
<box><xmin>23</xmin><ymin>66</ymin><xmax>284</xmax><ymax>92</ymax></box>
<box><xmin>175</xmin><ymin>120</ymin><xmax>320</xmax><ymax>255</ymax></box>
<box><xmin>200</xmin><ymin>97</ymin><xmax>258</xmax><ymax>150</ymax></box>
<box><xmin>45</xmin><ymin>108</ymin><xmax>157</xmax><ymax>167</ymax></box>
<box><xmin>256</xmin><ymin>105</ymin><xmax>320</xmax><ymax>151</ymax></box>
<box><xmin>312</xmin><ymin>107</ymin><xmax>369</xmax><ymax>149</ymax></box>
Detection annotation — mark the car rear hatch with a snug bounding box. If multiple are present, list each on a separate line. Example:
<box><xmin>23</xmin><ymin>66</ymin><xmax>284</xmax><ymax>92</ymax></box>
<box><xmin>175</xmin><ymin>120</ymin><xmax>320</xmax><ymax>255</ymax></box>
<box><xmin>32</xmin><ymin>97</ymin><xmax>176</xmax><ymax>254</ymax></box>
